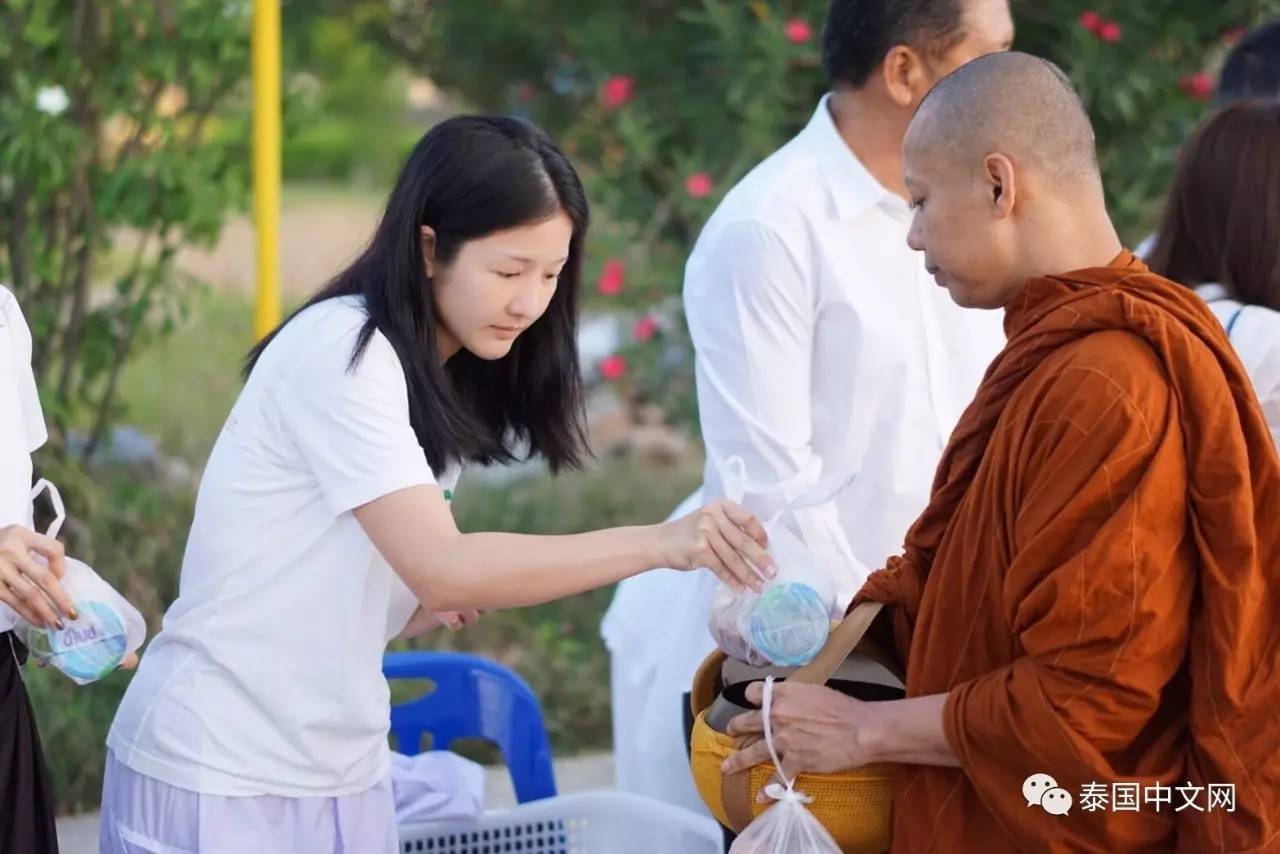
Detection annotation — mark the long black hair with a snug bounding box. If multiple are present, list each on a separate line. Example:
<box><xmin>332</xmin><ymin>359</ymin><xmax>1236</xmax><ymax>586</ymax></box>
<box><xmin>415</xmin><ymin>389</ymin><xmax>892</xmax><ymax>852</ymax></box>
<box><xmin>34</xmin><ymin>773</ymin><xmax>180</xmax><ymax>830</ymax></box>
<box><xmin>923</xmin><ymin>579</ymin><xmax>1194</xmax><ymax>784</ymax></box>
<box><xmin>1147</xmin><ymin>100</ymin><xmax>1280</xmax><ymax>312</ymax></box>
<box><xmin>246</xmin><ymin>115</ymin><xmax>590</xmax><ymax>474</ymax></box>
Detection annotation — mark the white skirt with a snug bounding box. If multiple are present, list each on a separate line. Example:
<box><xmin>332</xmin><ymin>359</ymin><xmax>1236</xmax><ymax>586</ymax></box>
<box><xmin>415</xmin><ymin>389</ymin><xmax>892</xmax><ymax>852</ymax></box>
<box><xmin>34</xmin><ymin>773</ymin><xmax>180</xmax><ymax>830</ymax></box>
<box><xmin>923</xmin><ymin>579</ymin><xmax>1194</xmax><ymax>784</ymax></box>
<box><xmin>98</xmin><ymin>750</ymin><xmax>398</xmax><ymax>854</ymax></box>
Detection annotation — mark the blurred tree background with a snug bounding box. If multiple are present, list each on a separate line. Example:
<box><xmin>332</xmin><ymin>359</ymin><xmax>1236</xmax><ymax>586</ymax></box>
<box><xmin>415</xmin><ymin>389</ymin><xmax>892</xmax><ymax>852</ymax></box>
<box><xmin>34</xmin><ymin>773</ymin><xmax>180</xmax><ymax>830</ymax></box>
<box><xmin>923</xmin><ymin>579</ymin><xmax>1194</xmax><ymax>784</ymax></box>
<box><xmin>2</xmin><ymin>0</ymin><xmax>1276</xmax><ymax>813</ymax></box>
<box><xmin>352</xmin><ymin>0</ymin><xmax>1276</xmax><ymax>428</ymax></box>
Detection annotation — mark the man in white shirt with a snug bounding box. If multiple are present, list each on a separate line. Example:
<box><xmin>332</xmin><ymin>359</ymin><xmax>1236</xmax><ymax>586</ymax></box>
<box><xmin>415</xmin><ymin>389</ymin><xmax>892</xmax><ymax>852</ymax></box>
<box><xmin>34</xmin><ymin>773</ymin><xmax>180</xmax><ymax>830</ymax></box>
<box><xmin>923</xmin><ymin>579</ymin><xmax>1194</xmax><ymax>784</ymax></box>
<box><xmin>602</xmin><ymin>0</ymin><xmax>1014</xmax><ymax>817</ymax></box>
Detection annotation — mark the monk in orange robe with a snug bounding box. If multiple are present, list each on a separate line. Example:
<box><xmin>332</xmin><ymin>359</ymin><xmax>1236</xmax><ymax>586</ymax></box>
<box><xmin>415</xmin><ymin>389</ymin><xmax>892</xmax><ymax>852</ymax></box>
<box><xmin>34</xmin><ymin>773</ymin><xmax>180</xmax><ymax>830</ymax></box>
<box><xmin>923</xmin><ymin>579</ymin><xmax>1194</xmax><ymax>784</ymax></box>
<box><xmin>723</xmin><ymin>52</ymin><xmax>1280</xmax><ymax>852</ymax></box>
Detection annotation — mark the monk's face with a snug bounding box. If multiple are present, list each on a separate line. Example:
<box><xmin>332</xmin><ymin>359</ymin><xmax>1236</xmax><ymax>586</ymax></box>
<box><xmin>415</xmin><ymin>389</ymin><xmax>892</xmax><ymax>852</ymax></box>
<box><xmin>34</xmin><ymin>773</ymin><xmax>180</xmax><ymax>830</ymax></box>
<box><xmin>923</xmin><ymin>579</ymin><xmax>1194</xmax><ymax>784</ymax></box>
<box><xmin>903</xmin><ymin>132</ymin><xmax>1024</xmax><ymax>310</ymax></box>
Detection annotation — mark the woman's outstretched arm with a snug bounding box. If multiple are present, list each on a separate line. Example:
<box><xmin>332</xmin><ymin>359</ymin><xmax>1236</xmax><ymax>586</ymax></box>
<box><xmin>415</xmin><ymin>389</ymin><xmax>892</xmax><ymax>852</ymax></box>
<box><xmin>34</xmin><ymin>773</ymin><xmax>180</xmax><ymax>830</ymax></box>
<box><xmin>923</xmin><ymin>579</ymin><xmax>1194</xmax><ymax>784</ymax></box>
<box><xmin>355</xmin><ymin>484</ymin><xmax>773</xmax><ymax>613</ymax></box>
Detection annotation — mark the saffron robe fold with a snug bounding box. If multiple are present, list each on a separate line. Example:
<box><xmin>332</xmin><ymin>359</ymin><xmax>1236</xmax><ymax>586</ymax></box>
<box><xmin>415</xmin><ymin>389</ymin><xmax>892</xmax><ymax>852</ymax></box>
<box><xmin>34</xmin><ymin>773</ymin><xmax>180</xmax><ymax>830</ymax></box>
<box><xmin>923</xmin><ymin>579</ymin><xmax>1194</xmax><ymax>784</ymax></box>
<box><xmin>857</xmin><ymin>251</ymin><xmax>1280</xmax><ymax>852</ymax></box>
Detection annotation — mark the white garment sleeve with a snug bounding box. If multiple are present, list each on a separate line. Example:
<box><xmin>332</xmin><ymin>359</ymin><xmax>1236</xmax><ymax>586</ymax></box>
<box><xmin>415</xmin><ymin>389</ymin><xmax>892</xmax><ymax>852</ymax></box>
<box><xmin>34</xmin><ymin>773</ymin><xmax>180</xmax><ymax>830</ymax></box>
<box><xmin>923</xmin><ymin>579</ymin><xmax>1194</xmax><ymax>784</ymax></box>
<box><xmin>275</xmin><ymin>328</ymin><xmax>437</xmax><ymax>517</ymax></box>
<box><xmin>684</xmin><ymin>220</ymin><xmax>869</xmax><ymax>604</ymax></box>
<box><xmin>0</xmin><ymin>289</ymin><xmax>46</xmax><ymax>527</ymax></box>
<box><xmin>0</xmin><ymin>288</ymin><xmax>46</xmax><ymax>631</ymax></box>
<box><xmin>0</xmin><ymin>288</ymin><xmax>48</xmax><ymax>454</ymax></box>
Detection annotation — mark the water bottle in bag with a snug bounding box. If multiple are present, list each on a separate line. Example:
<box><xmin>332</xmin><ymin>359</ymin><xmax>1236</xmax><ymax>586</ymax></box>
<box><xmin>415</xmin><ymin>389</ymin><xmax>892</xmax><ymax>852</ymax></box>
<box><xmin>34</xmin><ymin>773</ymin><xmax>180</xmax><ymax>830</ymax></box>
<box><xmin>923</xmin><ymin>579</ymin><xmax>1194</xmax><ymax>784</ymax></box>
<box><xmin>746</xmin><ymin>520</ymin><xmax>833</xmax><ymax>666</ymax></box>
<box><xmin>707</xmin><ymin>457</ymin><xmax>838</xmax><ymax>667</ymax></box>
<box><xmin>12</xmin><ymin>480</ymin><xmax>146</xmax><ymax>685</ymax></box>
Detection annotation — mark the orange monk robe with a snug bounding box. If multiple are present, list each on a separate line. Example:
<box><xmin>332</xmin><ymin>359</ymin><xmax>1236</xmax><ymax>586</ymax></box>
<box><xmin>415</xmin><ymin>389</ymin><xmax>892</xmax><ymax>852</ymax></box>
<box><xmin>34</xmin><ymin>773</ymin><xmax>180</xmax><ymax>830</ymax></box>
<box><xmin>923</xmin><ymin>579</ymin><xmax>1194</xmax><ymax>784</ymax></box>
<box><xmin>857</xmin><ymin>251</ymin><xmax>1280</xmax><ymax>852</ymax></box>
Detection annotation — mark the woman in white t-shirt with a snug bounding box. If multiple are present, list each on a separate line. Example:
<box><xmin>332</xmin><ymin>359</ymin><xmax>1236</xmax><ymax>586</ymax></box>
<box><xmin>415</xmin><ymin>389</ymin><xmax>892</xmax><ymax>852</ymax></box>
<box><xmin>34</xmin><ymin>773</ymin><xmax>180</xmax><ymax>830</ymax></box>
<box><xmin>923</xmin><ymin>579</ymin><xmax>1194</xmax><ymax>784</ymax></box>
<box><xmin>100</xmin><ymin>116</ymin><xmax>773</xmax><ymax>853</ymax></box>
<box><xmin>1146</xmin><ymin>99</ymin><xmax>1280</xmax><ymax>449</ymax></box>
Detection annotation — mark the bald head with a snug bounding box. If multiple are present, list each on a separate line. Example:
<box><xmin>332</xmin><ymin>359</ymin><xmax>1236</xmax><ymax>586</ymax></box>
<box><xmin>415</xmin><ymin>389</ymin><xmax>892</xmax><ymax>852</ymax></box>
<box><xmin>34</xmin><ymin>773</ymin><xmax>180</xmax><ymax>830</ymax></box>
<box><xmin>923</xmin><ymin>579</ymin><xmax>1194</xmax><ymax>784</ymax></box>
<box><xmin>901</xmin><ymin>52</ymin><xmax>1121</xmax><ymax>310</ymax></box>
<box><xmin>908</xmin><ymin>51</ymin><xmax>1100</xmax><ymax>189</ymax></box>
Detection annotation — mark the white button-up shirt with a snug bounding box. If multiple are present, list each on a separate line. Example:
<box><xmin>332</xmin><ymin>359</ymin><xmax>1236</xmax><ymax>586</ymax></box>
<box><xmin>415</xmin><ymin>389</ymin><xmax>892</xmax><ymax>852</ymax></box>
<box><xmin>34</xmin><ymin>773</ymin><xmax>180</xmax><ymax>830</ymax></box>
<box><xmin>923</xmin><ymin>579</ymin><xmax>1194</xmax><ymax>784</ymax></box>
<box><xmin>686</xmin><ymin>95</ymin><xmax>1005</xmax><ymax>602</ymax></box>
<box><xmin>603</xmin><ymin>96</ymin><xmax>1005</xmax><ymax>813</ymax></box>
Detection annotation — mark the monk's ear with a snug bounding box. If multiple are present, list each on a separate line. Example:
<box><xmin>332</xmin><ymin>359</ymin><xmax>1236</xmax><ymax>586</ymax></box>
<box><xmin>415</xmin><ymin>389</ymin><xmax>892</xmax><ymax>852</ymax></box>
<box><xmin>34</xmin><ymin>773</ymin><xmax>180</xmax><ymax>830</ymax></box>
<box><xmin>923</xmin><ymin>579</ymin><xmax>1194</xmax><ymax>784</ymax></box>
<box><xmin>983</xmin><ymin>154</ymin><xmax>1017</xmax><ymax>219</ymax></box>
<box><xmin>881</xmin><ymin>45</ymin><xmax>930</xmax><ymax>108</ymax></box>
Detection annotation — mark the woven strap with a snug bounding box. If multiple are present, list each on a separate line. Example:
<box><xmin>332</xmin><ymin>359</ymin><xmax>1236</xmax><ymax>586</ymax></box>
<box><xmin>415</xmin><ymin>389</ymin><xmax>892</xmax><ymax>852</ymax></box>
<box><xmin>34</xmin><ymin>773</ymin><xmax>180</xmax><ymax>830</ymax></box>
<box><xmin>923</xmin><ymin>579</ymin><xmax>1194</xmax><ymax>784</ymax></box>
<box><xmin>719</xmin><ymin>601</ymin><xmax>884</xmax><ymax>830</ymax></box>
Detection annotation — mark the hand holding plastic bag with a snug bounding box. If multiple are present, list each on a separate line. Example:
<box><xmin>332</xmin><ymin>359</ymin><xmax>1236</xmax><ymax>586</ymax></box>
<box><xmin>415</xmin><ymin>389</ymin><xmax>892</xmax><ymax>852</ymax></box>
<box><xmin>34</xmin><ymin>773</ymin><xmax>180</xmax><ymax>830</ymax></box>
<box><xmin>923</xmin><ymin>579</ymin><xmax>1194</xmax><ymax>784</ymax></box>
<box><xmin>708</xmin><ymin>457</ymin><xmax>838</xmax><ymax>666</ymax></box>
<box><xmin>708</xmin><ymin>457</ymin><xmax>769</xmax><ymax>664</ymax></box>
<box><xmin>12</xmin><ymin>480</ymin><xmax>147</xmax><ymax>684</ymax></box>
<box><xmin>728</xmin><ymin>676</ymin><xmax>841</xmax><ymax>854</ymax></box>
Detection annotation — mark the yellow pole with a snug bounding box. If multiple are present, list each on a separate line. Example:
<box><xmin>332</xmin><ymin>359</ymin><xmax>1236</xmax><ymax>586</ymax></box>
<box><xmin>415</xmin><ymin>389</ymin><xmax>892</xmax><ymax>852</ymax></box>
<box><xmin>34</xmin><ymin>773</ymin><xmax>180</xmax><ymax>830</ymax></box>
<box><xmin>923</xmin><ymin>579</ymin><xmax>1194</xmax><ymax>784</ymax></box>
<box><xmin>252</xmin><ymin>0</ymin><xmax>281</xmax><ymax>339</ymax></box>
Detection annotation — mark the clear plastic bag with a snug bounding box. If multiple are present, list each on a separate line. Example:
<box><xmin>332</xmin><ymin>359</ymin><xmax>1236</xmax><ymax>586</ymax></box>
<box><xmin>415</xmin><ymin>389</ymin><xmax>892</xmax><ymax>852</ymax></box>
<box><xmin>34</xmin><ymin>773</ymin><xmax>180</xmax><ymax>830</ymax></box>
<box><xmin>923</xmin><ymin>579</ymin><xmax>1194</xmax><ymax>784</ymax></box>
<box><xmin>707</xmin><ymin>457</ymin><xmax>838</xmax><ymax>666</ymax></box>
<box><xmin>747</xmin><ymin>521</ymin><xmax>835</xmax><ymax>665</ymax></box>
<box><xmin>709</xmin><ymin>582</ymin><xmax>768</xmax><ymax>665</ymax></box>
<box><xmin>12</xmin><ymin>479</ymin><xmax>146</xmax><ymax>684</ymax></box>
<box><xmin>728</xmin><ymin>677</ymin><xmax>841</xmax><ymax>854</ymax></box>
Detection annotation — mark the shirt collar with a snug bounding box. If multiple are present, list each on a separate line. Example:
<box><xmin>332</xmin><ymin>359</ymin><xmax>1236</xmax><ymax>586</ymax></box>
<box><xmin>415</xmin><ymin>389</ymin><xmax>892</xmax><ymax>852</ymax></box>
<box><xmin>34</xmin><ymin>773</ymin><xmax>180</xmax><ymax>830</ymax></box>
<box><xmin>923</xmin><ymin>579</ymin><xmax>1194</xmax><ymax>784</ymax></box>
<box><xmin>801</xmin><ymin>93</ymin><xmax>902</xmax><ymax>220</ymax></box>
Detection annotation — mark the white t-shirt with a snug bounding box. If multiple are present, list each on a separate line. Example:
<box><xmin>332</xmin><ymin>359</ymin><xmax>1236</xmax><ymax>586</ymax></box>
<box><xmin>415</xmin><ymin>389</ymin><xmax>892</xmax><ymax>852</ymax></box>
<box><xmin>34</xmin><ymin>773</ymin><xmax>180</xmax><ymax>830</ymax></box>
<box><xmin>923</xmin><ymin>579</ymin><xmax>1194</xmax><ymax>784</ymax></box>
<box><xmin>109</xmin><ymin>295</ymin><xmax>459</xmax><ymax>797</ymax></box>
<box><xmin>0</xmin><ymin>286</ymin><xmax>47</xmax><ymax>526</ymax></box>
<box><xmin>1196</xmin><ymin>283</ymin><xmax>1280</xmax><ymax>450</ymax></box>
<box><xmin>0</xmin><ymin>287</ymin><xmax>48</xmax><ymax>632</ymax></box>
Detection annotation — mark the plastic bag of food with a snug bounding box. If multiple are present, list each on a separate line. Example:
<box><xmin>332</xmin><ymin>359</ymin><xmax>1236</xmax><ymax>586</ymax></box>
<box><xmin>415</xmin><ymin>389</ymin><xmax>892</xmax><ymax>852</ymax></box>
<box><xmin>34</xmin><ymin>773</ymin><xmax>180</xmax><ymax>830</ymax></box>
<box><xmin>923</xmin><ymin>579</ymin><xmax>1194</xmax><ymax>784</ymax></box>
<box><xmin>707</xmin><ymin>457</ymin><xmax>837</xmax><ymax>667</ymax></box>
<box><xmin>12</xmin><ymin>480</ymin><xmax>146</xmax><ymax>685</ymax></box>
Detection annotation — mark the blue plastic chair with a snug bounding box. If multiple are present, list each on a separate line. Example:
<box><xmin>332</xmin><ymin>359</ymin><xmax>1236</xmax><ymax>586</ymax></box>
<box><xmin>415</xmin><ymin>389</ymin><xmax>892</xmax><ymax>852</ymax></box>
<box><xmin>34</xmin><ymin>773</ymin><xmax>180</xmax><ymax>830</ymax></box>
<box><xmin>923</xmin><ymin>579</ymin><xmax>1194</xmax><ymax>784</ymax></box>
<box><xmin>383</xmin><ymin>651</ymin><xmax>557</xmax><ymax>803</ymax></box>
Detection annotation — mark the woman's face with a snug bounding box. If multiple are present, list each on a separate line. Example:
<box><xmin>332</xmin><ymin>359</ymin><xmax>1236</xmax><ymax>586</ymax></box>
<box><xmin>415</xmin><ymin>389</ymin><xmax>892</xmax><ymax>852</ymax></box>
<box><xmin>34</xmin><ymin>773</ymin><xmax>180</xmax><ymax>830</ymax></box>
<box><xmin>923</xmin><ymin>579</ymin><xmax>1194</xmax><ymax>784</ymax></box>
<box><xmin>426</xmin><ymin>211</ymin><xmax>574</xmax><ymax>361</ymax></box>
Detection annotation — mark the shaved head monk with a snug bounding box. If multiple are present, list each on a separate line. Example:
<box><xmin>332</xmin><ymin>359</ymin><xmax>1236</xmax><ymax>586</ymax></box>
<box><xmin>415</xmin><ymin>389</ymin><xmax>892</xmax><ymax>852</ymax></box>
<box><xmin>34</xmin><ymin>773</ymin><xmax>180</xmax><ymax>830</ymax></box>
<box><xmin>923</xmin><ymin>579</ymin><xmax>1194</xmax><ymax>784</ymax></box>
<box><xmin>724</xmin><ymin>52</ymin><xmax>1280</xmax><ymax>851</ymax></box>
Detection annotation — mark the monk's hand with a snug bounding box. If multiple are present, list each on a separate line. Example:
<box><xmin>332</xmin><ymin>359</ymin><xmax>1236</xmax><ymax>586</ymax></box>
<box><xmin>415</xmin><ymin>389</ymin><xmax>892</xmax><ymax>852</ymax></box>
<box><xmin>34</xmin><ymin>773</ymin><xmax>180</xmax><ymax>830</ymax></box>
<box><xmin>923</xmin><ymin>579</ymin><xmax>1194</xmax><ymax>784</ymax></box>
<box><xmin>722</xmin><ymin>681</ymin><xmax>875</xmax><ymax>796</ymax></box>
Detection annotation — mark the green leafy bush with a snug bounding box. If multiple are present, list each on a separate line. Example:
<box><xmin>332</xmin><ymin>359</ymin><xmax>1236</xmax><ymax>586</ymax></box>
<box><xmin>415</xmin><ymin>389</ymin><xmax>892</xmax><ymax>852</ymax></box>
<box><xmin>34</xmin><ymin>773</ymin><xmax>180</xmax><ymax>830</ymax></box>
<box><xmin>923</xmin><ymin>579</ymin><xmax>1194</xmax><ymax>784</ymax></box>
<box><xmin>0</xmin><ymin>0</ymin><xmax>250</xmax><ymax>454</ymax></box>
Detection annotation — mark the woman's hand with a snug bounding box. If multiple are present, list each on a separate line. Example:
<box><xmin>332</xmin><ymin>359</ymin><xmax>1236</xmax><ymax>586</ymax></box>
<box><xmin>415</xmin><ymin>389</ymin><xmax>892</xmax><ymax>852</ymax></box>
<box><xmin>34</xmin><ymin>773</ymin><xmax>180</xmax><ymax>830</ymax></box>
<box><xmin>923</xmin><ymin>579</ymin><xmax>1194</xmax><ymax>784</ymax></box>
<box><xmin>399</xmin><ymin>605</ymin><xmax>482</xmax><ymax>639</ymax></box>
<box><xmin>0</xmin><ymin>524</ymin><xmax>75</xmax><ymax>629</ymax></box>
<box><xmin>661</xmin><ymin>500</ymin><xmax>773</xmax><ymax>593</ymax></box>
<box><xmin>434</xmin><ymin>609</ymin><xmax>482</xmax><ymax>632</ymax></box>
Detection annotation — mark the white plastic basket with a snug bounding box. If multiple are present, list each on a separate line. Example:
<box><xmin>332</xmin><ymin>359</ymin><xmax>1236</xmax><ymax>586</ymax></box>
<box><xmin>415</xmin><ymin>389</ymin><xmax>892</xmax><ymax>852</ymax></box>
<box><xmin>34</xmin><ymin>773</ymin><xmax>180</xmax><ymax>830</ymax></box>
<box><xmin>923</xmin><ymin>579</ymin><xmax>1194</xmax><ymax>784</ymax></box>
<box><xmin>398</xmin><ymin>790</ymin><xmax>724</xmax><ymax>854</ymax></box>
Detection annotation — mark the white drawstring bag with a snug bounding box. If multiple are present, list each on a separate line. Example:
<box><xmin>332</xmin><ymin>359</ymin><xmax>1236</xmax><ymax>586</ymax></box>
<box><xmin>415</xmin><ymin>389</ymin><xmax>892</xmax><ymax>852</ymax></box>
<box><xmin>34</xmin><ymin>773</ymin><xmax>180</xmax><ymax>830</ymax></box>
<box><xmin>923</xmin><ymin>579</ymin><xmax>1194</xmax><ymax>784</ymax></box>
<box><xmin>12</xmin><ymin>479</ymin><xmax>147</xmax><ymax>684</ymax></box>
<box><xmin>728</xmin><ymin>676</ymin><xmax>842</xmax><ymax>854</ymax></box>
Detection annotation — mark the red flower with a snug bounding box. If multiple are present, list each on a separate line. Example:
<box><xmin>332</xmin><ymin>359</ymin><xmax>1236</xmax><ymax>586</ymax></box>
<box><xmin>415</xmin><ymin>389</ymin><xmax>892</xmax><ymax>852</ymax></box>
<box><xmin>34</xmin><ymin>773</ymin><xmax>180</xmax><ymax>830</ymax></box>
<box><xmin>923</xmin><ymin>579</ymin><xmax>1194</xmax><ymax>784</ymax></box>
<box><xmin>1079</xmin><ymin>10</ymin><xmax>1102</xmax><ymax>32</ymax></box>
<box><xmin>514</xmin><ymin>81</ymin><xmax>535</xmax><ymax>103</ymax></box>
<box><xmin>1099</xmin><ymin>21</ymin><xmax>1122</xmax><ymax>43</ymax></box>
<box><xmin>784</xmin><ymin>18</ymin><xmax>813</xmax><ymax>44</ymax></box>
<box><xmin>600</xmin><ymin>354</ymin><xmax>627</xmax><ymax>380</ymax></box>
<box><xmin>1224</xmin><ymin>27</ymin><xmax>1246</xmax><ymax>46</ymax></box>
<box><xmin>600</xmin><ymin>75</ymin><xmax>634</xmax><ymax>109</ymax></box>
<box><xmin>1181</xmin><ymin>72</ymin><xmax>1215</xmax><ymax>101</ymax></box>
<box><xmin>633</xmin><ymin>315</ymin><xmax>658</xmax><ymax>342</ymax></box>
<box><xmin>596</xmin><ymin>259</ymin><xmax>625</xmax><ymax>295</ymax></box>
<box><xmin>685</xmin><ymin>172</ymin><xmax>714</xmax><ymax>198</ymax></box>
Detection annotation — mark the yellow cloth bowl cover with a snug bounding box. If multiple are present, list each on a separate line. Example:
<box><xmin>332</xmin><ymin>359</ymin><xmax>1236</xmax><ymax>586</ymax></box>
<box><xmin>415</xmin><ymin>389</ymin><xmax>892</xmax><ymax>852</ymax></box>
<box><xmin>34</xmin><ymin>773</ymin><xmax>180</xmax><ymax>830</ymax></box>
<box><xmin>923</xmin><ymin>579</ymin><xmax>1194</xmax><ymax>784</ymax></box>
<box><xmin>688</xmin><ymin>601</ymin><xmax>899</xmax><ymax>854</ymax></box>
<box><xmin>688</xmin><ymin>707</ymin><xmax>894</xmax><ymax>853</ymax></box>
